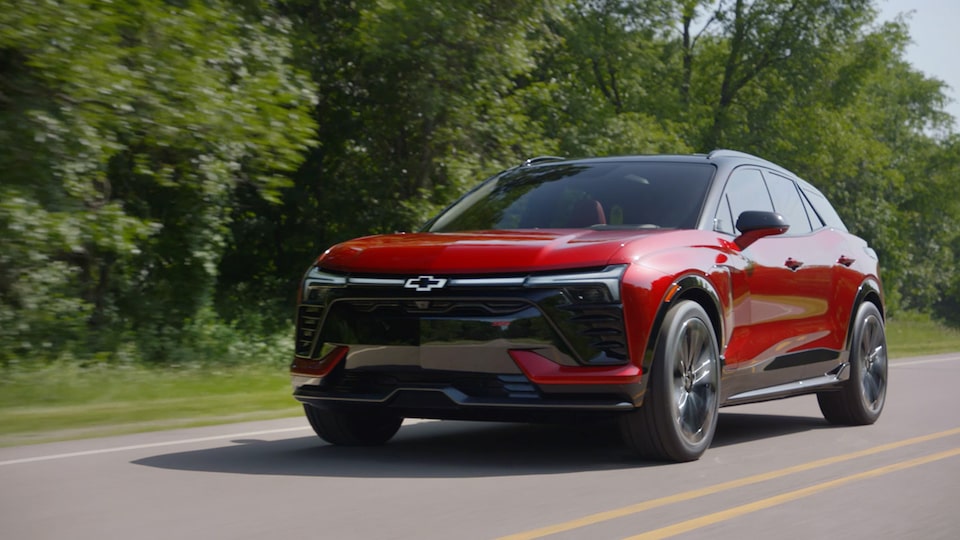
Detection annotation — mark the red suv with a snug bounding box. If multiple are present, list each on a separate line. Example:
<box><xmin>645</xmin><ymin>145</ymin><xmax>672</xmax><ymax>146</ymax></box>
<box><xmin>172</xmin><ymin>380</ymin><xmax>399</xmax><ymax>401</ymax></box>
<box><xmin>292</xmin><ymin>150</ymin><xmax>887</xmax><ymax>461</ymax></box>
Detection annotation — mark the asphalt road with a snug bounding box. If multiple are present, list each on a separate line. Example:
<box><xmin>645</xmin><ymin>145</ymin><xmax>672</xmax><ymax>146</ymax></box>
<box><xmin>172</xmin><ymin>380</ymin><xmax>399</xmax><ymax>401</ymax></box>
<box><xmin>2</xmin><ymin>353</ymin><xmax>959</xmax><ymax>540</ymax></box>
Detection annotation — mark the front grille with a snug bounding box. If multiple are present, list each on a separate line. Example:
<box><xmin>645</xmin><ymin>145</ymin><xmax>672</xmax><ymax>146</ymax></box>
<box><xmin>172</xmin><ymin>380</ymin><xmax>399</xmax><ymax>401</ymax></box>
<box><xmin>347</xmin><ymin>299</ymin><xmax>529</xmax><ymax>316</ymax></box>
<box><xmin>295</xmin><ymin>273</ymin><xmax>631</xmax><ymax>366</ymax></box>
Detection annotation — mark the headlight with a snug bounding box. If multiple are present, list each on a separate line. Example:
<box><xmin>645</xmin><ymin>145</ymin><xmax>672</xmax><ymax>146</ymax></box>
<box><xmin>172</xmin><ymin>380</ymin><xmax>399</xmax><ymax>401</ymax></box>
<box><xmin>524</xmin><ymin>265</ymin><xmax>626</xmax><ymax>302</ymax></box>
<box><xmin>302</xmin><ymin>267</ymin><xmax>347</xmax><ymax>302</ymax></box>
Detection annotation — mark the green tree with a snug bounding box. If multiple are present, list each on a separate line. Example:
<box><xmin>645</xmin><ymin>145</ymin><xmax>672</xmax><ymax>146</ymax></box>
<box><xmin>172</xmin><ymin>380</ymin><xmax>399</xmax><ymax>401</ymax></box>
<box><xmin>523</xmin><ymin>0</ymin><xmax>692</xmax><ymax>156</ymax></box>
<box><xmin>0</xmin><ymin>0</ymin><xmax>317</xmax><ymax>362</ymax></box>
<box><xmin>217</xmin><ymin>0</ymin><xmax>566</xmax><ymax>316</ymax></box>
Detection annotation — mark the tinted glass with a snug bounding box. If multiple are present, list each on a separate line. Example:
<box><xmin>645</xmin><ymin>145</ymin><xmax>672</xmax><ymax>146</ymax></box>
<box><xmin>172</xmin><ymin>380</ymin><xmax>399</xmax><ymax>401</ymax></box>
<box><xmin>800</xmin><ymin>188</ymin><xmax>825</xmax><ymax>229</ymax></box>
<box><xmin>715</xmin><ymin>168</ymin><xmax>773</xmax><ymax>235</ymax></box>
<box><xmin>714</xmin><ymin>194</ymin><xmax>736</xmax><ymax>235</ymax></box>
<box><xmin>803</xmin><ymin>188</ymin><xmax>848</xmax><ymax>232</ymax></box>
<box><xmin>765</xmin><ymin>172</ymin><xmax>812</xmax><ymax>235</ymax></box>
<box><xmin>427</xmin><ymin>162</ymin><xmax>715</xmax><ymax>232</ymax></box>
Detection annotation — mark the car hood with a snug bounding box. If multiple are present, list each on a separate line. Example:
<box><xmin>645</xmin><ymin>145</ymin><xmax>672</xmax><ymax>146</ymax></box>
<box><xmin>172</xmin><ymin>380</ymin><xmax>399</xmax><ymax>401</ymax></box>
<box><xmin>317</xmin><ymin>229</ymin><xmax>669</xmax><ymax>274</ymax></box>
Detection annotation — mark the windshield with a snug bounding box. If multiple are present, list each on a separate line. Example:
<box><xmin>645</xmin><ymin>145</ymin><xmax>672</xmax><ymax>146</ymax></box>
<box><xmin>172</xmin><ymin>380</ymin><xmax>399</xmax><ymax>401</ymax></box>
<box><xmin>427</xmin><ymin>161</ymin><xmax>715</xmax><ymax>232</ymax></box>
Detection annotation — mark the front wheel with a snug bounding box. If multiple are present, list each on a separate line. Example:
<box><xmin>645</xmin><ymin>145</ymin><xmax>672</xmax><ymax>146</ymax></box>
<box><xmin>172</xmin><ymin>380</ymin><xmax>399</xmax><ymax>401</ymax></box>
<box><xmin>304</xmin><ymin>405</ymin><xmax>403</xmax><ymax>446</ymax></box>
<box><xmin>817</xmin><ymin>302</ymin><xmax>887</xmax><ymax>425</ymax></box>
<box><xmin>620</xmin><ymin>300</ymin><xmax>720</xmax><ymax>462</ymax></box>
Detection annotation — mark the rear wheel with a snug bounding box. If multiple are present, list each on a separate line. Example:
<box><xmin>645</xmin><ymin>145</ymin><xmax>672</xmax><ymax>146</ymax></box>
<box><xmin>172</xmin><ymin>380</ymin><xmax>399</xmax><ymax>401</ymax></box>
<box><xmin>620</xmin><ymin>300</ymin><xmax>720</xmax><ymax>462</ymax></box>
<box><xmin>303</xmin><ymin>405</ymin><xmax>403</xmax><ymax>446</ymax></box>
<box><xmin>817</xmin><ymin>302</ymin><xmax>887</xmax><ymax>425</ymax></box>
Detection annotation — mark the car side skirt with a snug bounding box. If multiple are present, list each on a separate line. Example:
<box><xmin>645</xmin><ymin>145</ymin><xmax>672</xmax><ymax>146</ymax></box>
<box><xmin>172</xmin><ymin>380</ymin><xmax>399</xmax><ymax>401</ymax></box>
<box><xmin>723</xmin><ymin>362</ymin><xmax>848</xmax><ymax>406</ymax></box>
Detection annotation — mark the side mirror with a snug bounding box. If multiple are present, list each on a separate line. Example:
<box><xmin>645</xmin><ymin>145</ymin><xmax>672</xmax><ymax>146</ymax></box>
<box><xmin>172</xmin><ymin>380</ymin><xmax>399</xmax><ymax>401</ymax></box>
<box><xmin>734</xmin><ymin>211</ymin><xmax>789</xmax><ymax>249</ymax></box>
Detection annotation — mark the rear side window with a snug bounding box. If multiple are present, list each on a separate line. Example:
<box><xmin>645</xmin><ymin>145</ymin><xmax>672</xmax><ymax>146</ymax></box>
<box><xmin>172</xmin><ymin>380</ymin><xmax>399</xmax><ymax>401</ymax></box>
<box><xmin>800</xmin><ymin>190</ymin><xmax>825</xmax><ymax>229</ymax></box>
<box><xmin>802</xmin><ymin>188</ymin><xmax>848</xmax><ymax>232</ymax></box>
<box><xmin>764</xmin><ymin>172</ymin><xmax>812</xmax><ymax>235</ymax></box>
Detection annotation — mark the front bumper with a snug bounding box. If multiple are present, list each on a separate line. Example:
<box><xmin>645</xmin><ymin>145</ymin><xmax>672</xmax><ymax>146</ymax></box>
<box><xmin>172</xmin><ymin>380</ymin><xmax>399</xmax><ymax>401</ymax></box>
<box><xmin>291</xmin><ymin>266</ymin><xmax>643</xmax><ymax>417</ymax></box>
<box><xmin>292</xmin><ymin>346</ymin><xmax>642</xmax><ymax>416</ymax></box>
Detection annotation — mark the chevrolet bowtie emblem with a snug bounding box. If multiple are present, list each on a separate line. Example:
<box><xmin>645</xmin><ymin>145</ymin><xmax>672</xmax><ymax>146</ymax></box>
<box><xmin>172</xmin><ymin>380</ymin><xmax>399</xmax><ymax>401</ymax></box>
<box><xmin>404</xmin><ymin>275</ymin><xmax>447</xmax><ymax>292</ymax></box>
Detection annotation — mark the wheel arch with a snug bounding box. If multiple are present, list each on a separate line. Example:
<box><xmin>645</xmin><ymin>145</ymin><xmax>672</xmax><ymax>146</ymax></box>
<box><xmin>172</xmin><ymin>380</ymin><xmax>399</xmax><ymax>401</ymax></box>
<box><xmin>833</xmin><ymin>278</ymin><xmax>885</xmax><ymax>383</ymax></box>
<box><xmin>846</xmin><ymin>278</ymin><xmax>885</xmax><ymax>349</ymax></box>
<box><xmin>638</xmin><ymin>274</ymin><xmax>725</xmax><ymax>402</ymax></box>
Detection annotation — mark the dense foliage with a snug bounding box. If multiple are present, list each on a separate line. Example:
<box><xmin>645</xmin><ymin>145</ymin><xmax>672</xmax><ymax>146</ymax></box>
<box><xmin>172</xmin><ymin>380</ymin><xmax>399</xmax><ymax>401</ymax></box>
<box><xmin>2</xmin><ymin>0</ymin><xmax>958</xmax><ymax>365</ymax></box>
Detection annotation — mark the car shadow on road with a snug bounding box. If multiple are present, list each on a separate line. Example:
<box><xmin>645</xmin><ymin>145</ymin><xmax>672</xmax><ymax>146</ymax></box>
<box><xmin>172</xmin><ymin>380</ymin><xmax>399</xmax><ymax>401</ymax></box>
<box><xmin>712</xmin><ymin>411</ymin><xmax>830</xmax><ymax>448</ymax></box>
<box><xmin>134</xmin><ymin>420</ymin><xmax>638</xmax><ymax>478</ymax></box>
<box><xmin>133</xmin><ymin>411</ymin><xmax>832</xmax><ymax>478</ymax></box>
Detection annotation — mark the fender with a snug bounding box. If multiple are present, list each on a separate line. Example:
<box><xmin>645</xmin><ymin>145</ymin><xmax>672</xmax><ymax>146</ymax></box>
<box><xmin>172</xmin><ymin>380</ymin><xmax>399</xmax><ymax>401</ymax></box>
<box><xmin>635</xmin><ymin>273</ymin><xmax>726</xmax><ymax>405</ymax></box>
<box><xmin>836</xmin><ymin>278</ymin><xmax>885</xmax><ymax>380</ymax></box>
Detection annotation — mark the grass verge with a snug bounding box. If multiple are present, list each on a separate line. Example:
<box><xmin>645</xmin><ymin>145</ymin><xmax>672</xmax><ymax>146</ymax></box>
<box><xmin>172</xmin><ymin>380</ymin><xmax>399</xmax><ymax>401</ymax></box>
<box><xmin>886</xmin><ymin>312</ymin><xmax>960</xmax><ymax>358</ymax></box>
<box><xmin>0</xmin><ymin>363</ymin><xmax>301</xmax><ymax>447</ymax></box>
<box><xmin>1</xmin><ymin>313</ymin><xmax>958</xmax><ymax>447</ymax></box>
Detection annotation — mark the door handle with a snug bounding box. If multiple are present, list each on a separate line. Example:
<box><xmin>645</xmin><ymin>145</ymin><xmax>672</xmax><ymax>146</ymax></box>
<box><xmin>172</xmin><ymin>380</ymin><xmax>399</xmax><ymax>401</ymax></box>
<box><xmin>784</xmin><ymin>258</ymin><xmax>804</xmax><ymax>271</ymax></box>
<box><xmin>837</xmin><ymin>255</ymin><xmax>856</xmax><ymax>267</ymax></box>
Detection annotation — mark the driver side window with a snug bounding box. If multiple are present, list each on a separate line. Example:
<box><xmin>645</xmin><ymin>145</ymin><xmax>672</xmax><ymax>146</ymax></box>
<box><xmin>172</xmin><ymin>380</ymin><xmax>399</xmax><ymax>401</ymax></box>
<box><xmin>714</xmin><ymin>168</ymin><xmax>774</xmax><ymax>235</ymax></box>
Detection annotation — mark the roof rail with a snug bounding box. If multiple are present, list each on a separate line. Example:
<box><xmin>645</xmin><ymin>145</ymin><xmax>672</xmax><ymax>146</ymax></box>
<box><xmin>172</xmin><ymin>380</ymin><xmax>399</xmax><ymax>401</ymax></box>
<box><xmin>521</xmin><ymin>156</ymin><xmax>566</xmax><ymax>167</ymax></box>
<box><xmin>706</xmin><ymin>149</ymin><xmax>761</xmax><ymax>160</ymax></box>
<box><xmin>707</xmin><ymin>149</ymin><xmax>798</xmax><ymax>178</ymax></box>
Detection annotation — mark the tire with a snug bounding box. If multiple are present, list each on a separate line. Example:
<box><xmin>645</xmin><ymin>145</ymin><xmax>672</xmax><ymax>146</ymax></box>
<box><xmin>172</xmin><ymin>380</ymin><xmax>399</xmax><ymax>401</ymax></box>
<box><xmin>817</xmin><ymin>302</ymin><xmax>887</xmax><ymax>425</ymax></box>
<box><xmin>303</xmin><ymin>405</ymin><xmax>403</xmax><ymax>446</ymax></box>
<box><xmin>620</xmin><ymin>300</ymin><xmax>721</xmax><ymax>462</ymax></box>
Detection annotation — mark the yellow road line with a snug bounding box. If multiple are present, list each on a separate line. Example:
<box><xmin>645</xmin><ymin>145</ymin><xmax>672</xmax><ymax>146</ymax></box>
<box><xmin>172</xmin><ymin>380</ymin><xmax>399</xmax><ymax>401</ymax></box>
<box><xmin>625</xmin><ymin>446</ymin><xmax>960</xmax><ymax>540</ymax></box>
<box><xmin>497</xmin><ymin>427</ymin><xmax>960</xmax><ymax>540</ymax></box>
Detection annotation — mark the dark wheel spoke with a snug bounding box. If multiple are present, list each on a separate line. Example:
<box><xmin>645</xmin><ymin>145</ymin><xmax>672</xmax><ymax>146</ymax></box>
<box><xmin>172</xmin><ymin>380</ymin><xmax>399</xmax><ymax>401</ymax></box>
<box><xmin>862</xmin><ymin>371</ymin><xmax>880</xmax><ymax>405</ymax></box>
<box><xmin>862</xmin><ymin>322</ymin><xmax>876</xmax><ymax>353</ymax></box>
<box><xmin>676</xmin><ymin>390</ymin><xmax>689</xmax><ymax>413</ymax></box>
<box><xmin>869</xmin><ymin>356</ymin><xmax>886</xmax><ymax>380</ymax></box>
<box><xmin>680</xmin><ymin>392</ymin><xmax>702</xmax><ymax>436</ymax></box>
<box><xmin>689</xmin><ymin>327</ymin><xmax>705</xmax><ymax>364</ymax></box>
<box><xmin>692</xmin><ymin>358</ymin><xmax>713</xmax><ymax>385</ymax></box>
<box><xmin>678</xmin><ymin>330</ymin><xmax>692</xmax><ymax>372</ymax></box>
